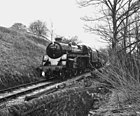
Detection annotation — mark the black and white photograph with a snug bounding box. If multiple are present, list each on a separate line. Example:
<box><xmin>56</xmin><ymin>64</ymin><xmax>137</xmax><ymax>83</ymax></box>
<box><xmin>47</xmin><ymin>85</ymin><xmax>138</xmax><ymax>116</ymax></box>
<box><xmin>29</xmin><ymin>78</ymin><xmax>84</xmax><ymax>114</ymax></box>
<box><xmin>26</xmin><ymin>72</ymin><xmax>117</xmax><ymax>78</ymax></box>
<box><xmin>0</xmin><ymin>0</ymin><xmax>140</xmax><ymax>115</ymax></box>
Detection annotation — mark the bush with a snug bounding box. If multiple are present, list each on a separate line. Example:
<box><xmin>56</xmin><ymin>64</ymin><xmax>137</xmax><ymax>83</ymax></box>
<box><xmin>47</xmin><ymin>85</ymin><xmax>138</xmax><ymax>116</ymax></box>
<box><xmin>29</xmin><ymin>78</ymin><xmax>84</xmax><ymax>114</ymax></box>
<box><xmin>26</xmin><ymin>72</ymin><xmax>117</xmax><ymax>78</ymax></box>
<box><xmin>29</xmin><ymin>20</ymin><xmax>48</xmax><ymax>36</ymax></box>
<box><xmin>95</xmin><ymin>53</ymin><xmax>140</xmax><ymax>102</ymax></box>
<box><xmin>11</xmin><ymin>23</ymin><xmax>27</xmax><ymax>32</ymax></box>
<box><xmin>0</xmin><ymin>27</ymin><xmax>10</xmax><ymax>33</ymax></box>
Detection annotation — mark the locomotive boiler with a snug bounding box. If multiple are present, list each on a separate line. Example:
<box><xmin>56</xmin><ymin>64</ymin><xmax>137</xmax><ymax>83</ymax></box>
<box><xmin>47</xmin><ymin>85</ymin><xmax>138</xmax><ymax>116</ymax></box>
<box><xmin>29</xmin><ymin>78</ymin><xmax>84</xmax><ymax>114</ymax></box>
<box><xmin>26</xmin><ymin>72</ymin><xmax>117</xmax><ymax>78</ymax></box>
<box><xmin>39</xmin><ymin>38</ymin><xmax>103</xmax><ymax>80</ymax></box>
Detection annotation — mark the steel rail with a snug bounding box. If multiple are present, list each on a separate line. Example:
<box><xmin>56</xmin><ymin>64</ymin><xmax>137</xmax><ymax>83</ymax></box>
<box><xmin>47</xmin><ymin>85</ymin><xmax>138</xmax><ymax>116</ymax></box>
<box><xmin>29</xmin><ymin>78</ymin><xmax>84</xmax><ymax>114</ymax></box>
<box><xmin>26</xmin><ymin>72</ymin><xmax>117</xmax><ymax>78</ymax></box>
<box><xmin>0</xmin><ymin>71</ymin><xmax>92</xmax><ymax>105</ymax></box>
<box><xmin>0</xmin><ymin>79</ymin><xmax>47</xmax><ymax>94</ymax></box>
<box><xmin>0</xmin><ymin>81</ymin><xmax>58</xmax><ymax>104</ymax></box>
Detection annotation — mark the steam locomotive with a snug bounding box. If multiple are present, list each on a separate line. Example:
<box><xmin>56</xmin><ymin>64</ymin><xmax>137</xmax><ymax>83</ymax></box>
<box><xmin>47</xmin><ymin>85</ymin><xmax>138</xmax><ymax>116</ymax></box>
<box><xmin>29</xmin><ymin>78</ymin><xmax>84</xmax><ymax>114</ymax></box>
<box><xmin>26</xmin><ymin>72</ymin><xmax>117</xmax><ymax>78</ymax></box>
<box><xmin>39</xmin><ymin>37</ymin><xmax>103</xmax><ymax>80</ymax></box>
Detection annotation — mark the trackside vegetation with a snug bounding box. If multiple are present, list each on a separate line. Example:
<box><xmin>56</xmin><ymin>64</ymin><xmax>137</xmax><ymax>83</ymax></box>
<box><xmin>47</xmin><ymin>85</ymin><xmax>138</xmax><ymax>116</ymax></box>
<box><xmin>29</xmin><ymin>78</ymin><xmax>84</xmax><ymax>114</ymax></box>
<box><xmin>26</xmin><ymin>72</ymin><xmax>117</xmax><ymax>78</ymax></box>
<box><xmin>0</xmin><ymin>26</ymin><xmax>49</xmax><ymax>89</ymax></box>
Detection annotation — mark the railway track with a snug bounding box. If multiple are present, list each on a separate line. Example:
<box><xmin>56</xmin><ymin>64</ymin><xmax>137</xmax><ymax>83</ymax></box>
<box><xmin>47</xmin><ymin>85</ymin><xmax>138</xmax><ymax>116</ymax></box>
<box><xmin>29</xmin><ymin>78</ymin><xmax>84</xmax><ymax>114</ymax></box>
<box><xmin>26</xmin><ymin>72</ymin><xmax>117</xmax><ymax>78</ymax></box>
<box><xmin>0</xmin><ymin>79</ymin><xmax>48</xmax><ymax>94</ymax></box>
<box><xmin>0</xmin><ymin>80</ymin><xmax>58</xmax><ymax>104</ymax></box>
<box><xmin>0</xmin><ymin>72</ymin><xmax>92</xmax><ymax>105</ymax></box>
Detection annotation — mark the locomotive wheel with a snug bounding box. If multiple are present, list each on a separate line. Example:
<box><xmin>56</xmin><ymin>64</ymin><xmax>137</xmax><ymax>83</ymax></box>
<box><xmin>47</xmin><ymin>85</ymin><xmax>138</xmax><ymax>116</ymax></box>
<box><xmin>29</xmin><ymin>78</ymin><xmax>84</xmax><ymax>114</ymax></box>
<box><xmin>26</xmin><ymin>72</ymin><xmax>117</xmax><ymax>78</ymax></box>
<box><xmin>64</xmin><ymin>69</ymin><xmax>73</xmax><ymax>79</ymax></box>
<box><xmin>78</xmin><ymin>69</ymin><xmax>82</xmax><ymax>75</ymax></box>
<box><xmin>70</xmin><ymin>69</ymin><xmax>76</xmax><ymax>78</ymax></box>
<box><xmin>73</xmin><ymin>70</ymin><xmax>78</xmax><ymax>76</ymax></box>
<box><xmin>68</xmin><ymin>69</ymin><xmax>73</xmax><ymax>78</ymax></box>
<box><xmin>66</xmin><ymin>69</ymin><xmax>71</xmax><ymax>78</ymax></box>
<box><xmin>61</xmin><ymin>69</ymin><xmax>67</xmax><ymax>81</ymax></box>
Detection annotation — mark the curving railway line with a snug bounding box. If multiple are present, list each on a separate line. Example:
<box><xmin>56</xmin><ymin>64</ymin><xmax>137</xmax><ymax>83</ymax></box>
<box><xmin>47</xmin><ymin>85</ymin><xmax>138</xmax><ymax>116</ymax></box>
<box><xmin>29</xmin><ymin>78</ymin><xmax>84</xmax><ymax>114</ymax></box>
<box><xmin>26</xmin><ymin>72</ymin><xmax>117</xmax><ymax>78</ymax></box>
<box><xmin>0</xmin><ymin>72</ymin><xmax>92</xmax><ymax>106</ymax></box>
<box><xmin>0</xmin><ymin>80</ymin><xmax>49</xmax><ymax>94</ymax></box>
<box><xmin>0</xmin><ymin>80</ymin><xmax>57</xmax><ymax>104</ymax></box>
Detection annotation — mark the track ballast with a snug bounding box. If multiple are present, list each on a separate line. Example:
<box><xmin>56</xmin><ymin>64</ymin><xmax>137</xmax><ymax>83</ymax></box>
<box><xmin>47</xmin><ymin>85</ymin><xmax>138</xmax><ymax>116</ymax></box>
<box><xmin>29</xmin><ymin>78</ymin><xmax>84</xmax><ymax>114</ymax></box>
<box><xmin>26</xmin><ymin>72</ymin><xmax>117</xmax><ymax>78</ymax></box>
<box><xmin>0</xmin><ymin>71</ymin><xmax>92</xmax><ymax>105</ymax></box>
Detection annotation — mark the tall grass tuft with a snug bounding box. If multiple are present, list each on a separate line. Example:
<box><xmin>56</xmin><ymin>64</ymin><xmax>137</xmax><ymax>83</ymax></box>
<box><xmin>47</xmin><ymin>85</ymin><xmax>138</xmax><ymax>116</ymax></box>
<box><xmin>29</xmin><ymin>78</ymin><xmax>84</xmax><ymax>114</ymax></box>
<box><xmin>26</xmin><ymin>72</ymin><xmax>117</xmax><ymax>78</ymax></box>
<box><xmin>95</xmin><ymin>52</ymin><xmax>140</xmax><ymax>102</ymax></box>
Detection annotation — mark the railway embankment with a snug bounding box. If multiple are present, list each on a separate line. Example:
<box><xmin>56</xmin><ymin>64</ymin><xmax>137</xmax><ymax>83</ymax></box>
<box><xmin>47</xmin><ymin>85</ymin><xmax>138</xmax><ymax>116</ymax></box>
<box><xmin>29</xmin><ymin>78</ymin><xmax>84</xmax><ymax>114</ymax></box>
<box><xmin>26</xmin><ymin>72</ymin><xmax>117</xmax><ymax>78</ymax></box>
<box><xmin>0</xmin><ymin>73</ymin><xmax>139</xmax><ymax>116</ymax></box>
<box><xmin>0</xmin><ymin>77</ymin><xmax>111</xmax><ymax>116</ymax></box>
<box><xmin>0</xmin><ymin>76</ymin><xmax>139</xmax><ymax>116</ymax></box>
<box><xmin>0</xmin><ymin>26</ymin><xmax>49</xmax><ymax>89</ymax></box>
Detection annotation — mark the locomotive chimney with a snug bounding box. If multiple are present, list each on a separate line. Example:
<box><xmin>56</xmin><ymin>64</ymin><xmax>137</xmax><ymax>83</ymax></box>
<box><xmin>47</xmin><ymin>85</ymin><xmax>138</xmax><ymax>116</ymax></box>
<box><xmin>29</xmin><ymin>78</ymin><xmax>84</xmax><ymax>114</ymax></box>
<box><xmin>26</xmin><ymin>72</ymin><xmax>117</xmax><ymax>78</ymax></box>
<box><xmin>55</xmin><ymin>37</ymin><xmax>62</xmax><ymax>42</ymax></box>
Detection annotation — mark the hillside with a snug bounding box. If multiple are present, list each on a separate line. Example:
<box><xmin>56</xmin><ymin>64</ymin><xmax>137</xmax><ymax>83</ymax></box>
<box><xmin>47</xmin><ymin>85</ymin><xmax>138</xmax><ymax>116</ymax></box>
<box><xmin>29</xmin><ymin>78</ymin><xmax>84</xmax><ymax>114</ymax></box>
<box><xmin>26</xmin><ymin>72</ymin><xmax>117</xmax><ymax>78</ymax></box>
<box><xmin>0</xmin><ymin>26</ymin><xmax>50</xmax><ymax>89</ymax></box>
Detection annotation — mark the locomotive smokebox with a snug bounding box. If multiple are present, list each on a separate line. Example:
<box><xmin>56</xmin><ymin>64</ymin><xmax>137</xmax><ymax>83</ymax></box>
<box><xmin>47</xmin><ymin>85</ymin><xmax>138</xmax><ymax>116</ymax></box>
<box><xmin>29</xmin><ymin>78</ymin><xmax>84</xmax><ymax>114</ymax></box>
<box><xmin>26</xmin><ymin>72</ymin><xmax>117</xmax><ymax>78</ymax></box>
<box><xmin>46</xmin><ymin>42</ymin><xmax>63</xmax><ymax>59</ymax></box>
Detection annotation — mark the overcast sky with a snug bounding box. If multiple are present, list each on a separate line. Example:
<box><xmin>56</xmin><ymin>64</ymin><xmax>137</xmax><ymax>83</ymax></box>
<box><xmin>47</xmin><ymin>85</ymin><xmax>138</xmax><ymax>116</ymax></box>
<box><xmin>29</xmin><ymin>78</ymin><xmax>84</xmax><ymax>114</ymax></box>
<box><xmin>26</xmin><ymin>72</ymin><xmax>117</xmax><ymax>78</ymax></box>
<box><xmin>0</xmin><ymin>0</ymin><xmax>107</xmax><ymax>49</ymax></box>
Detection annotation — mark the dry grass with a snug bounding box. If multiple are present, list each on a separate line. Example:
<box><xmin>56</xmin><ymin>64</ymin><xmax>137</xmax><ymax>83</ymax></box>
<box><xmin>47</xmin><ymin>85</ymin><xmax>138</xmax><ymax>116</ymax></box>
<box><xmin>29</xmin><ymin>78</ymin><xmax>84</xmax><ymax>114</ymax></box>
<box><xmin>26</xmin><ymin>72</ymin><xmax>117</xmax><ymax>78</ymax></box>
<box><xmin>2</xmin><ymin>87</ymin><xmax>99</xmax><ymax>116</ymax></box>
<box><xmin>0</xmin><ymin>26</ymin><xmax>49</xmax><ymax>89</ymax></box>
<box><xmin>95</xmin><ymin>53</ymin><xmax>140</xmax><ymax>102</ymax></box>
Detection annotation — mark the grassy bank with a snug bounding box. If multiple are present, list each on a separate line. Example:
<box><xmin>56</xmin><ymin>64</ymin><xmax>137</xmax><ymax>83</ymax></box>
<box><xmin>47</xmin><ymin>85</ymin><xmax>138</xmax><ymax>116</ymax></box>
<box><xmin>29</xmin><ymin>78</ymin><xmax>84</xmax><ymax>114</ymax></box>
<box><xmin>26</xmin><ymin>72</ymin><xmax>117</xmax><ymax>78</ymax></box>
<box><xmin>0</xmin><ymin>78</ymin><xmax>110</xmax><ymax>116</ymax></box>
<box><xmin>0</xmin><ymin>26</ymin><xmax>49</xmax><ymax>89</ymax></box>
<box><xmin>95</xmin><ymin>53</ymin><xmax>140</xmax><ymax>103</ymax></box>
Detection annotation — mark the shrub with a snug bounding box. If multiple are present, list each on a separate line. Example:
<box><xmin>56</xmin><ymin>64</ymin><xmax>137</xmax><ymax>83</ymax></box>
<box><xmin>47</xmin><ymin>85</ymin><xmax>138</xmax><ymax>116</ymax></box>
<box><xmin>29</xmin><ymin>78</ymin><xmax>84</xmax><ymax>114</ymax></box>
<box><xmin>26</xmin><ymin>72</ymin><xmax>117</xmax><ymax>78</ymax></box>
<box><xmin>0</xmin><ymin>27</ymin><xmax>10</xmax><ymax>33</ymax></box>
<box><xmin>95</xmin><ymin>53</ymin><xmax>140</xmax><ymax>102</ymax></box>
<box><xmin>29</xmin><ymin>20</ymin><xmax>48</xmax><ymax>37</ymax></box>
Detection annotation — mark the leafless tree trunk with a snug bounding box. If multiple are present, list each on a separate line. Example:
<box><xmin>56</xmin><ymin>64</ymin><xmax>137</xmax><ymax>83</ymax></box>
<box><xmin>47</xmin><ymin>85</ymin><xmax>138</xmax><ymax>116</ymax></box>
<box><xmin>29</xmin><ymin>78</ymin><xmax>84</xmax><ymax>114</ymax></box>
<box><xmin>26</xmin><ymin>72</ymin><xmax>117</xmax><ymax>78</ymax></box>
<box><xmin>78</xmin><ymin>0</ymin><xmax>140</xmax><ymax>56</ymax></box>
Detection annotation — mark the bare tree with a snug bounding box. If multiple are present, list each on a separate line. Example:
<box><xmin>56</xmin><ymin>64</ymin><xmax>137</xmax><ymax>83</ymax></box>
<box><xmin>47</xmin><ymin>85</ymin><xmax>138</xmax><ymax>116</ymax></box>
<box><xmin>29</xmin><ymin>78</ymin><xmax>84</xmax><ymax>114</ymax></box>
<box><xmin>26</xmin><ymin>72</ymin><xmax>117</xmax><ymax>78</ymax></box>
<box><xmin>78</xmin><ymin>0</ymin><xmax>140</xmax><ymax>54</ymax></box>
<box><xmin>29</xmin><ymin>20</ymin><xmax>48</xmax><ymax>37</ymax></box>
<box><xmin>135</xmin><ymin>14</ymin><xmax>140</xmax><ymax>55</ymax></box>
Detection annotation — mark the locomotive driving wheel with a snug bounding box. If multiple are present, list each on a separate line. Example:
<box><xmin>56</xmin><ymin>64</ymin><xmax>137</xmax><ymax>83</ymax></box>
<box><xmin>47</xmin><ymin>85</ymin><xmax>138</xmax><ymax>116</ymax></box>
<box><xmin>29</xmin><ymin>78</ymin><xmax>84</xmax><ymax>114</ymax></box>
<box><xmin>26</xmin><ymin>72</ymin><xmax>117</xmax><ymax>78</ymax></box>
<box><xmin>60</xmin><ymin>69</ymin><xmax>66</xmax><ymax>80</ymax></box>
<box><xmin>73</xmin><ymin>70</ymin><xmax>78</xmax><ymax>76</ymax></box>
